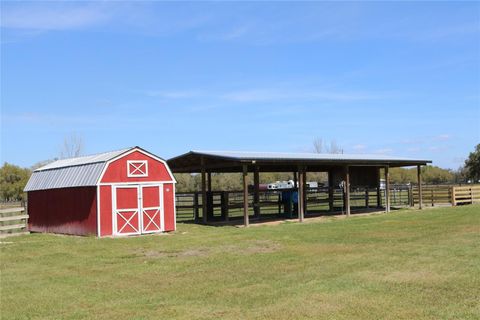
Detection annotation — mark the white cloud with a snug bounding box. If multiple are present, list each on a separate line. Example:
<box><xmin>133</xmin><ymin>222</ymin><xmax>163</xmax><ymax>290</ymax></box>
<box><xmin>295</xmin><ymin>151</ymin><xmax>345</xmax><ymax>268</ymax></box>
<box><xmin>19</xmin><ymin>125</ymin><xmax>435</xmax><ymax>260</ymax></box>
<box><xmin>145</xmin><ymin>87</ymin><xmax>389</xmax><ymax>103</ymax></box>
<box><xmin>1</xmin><ymin>3</ymin><xmax>111</xmax><ymax>30</ymax></box>
<box><xmin>373</xmin><ymin>148</ymin><xmax>393</xmax><ymax>155</ymax></box>
<box><xmin>221</xmin><ymin>89</ymin><xmax>387</xmax><ymax>103</ymax></box>
<box><xmin>436</xmin><ymin>134</ymin><xmax>451</xmax><ymax>141</ymax></box>
<box><xmin>145</xmin><ymin>90</ymin><xmax>203</xmax><ymax>99</ymax></box>
<box><xmin>428</xmin><ymin>146</ymin><xmax>448</xmax><ymax>152</ymax></box>
<box><xmin>4</xmin><ymin>2</ymin><xmax>477</xmax><ymax>45</ymax></box>
<box><xmin>352</xmin><ymin>144</ymin><xmax>366</xmax><ymax>151</ymax></box>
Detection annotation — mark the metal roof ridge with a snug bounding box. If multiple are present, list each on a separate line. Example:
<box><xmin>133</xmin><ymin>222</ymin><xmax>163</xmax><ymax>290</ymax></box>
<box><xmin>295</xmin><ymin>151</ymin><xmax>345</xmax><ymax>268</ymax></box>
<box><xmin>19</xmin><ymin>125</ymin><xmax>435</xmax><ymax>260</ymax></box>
<box><xmin>34</xmin><ymin>147</ymin><xmax>134</xmax><ymax>172</ymax></box>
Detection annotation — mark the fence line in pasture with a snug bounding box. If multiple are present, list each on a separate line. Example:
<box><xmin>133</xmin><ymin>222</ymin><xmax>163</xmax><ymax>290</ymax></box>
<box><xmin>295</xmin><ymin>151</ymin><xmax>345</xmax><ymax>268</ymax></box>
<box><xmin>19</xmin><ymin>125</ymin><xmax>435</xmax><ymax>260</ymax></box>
<box><xmin>175</xmin><ymin>184</ymin><xmax>480</xmax><ymax>222</ymax></box>
<box><xmin>0</xmin><ymin>207</ymin><xmax>29</xmax><ymax>238</ymax></box>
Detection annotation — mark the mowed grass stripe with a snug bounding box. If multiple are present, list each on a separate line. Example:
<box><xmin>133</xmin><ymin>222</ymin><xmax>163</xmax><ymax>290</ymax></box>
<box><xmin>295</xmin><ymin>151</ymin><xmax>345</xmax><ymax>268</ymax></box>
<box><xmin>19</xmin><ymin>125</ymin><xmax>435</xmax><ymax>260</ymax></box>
<box><xmin>1</xmin><ymin>205</ymin><xmax>479</xmax><ymax>320</ymax></box>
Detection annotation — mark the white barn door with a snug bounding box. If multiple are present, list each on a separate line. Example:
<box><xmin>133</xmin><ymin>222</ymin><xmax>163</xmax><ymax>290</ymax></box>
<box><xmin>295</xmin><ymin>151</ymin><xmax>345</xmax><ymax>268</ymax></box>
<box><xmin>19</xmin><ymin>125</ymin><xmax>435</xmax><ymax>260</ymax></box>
<box><xmin>140</xmin><ymin>184</ymin><xmax>163</xmax><ymax>233</ymax></box>
<box><xmin>112</xmin><ymin>184</ymin><xmax>163</xmax><ymax>236</ymax></box>
<box><xmin>113</xmin><ymin>185</ymin><xmax>141</xmax><ymax>236</ymax></box>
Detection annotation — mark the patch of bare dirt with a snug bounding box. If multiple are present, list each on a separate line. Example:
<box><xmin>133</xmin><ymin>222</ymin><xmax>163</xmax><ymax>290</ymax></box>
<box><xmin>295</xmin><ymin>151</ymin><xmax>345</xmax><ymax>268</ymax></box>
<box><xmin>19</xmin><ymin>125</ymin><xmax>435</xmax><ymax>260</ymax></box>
<box><xmin>359</xmin><ymin>270</ymin><xmax>450</xmax><ymax>284</ymax></box>
<box><xmin>137</xmin><ymin>248</ymin><xmax>209</xmax><ymax>259</ymax></box>
<box><xmin>220</xmin><ymin>240</ymin><xmax>281</xmax><ymax>255</ymax></box>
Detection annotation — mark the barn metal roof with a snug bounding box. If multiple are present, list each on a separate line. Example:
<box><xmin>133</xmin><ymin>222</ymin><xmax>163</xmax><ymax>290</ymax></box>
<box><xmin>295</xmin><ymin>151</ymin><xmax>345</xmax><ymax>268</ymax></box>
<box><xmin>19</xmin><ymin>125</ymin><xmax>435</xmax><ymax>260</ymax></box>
<box><xmin>24</xmin><ymin>148</ymin><xmax>131</xmax><ymax>192</ymax></box>
<box><xmin>168</xmin><ymin>150</ymin><xmax>432</xmax><ymax>173</ymax></box>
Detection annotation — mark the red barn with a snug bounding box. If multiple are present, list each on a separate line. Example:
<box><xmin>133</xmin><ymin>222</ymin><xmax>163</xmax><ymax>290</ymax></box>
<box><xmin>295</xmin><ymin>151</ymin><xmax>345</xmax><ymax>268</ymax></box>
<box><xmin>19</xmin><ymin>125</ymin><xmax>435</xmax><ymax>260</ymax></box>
<box><xmin>24</xmin><ymin>147</ymin><xmax>176</xmax><ymax>237</ymax></box>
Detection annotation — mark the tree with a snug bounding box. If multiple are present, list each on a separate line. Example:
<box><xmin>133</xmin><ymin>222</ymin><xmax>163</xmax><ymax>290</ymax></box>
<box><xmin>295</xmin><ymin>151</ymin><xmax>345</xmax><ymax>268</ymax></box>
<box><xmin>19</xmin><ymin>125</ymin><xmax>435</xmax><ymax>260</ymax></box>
<box><xmin>31</xmin><ymin>159</ymin><xmax>57</xmax><ymax>171</ymax></box>
<box><xmin>312</xmin><ymin>137</ymin><xmax>343</xmax><ymax>154</ymax></box>
<box><xmin>0</xmin><ymin>163</ymin><xmax>31</xmax><ymax>202</ymax></box>
<box><xmin>313</xmin><ymin>138</ymin><xmax>323</xmax><ymax>153</ymax></box>
<box><xmin>452</xmin><ymin>166</ymin><xmax>468</xmax><ymax>184</ymax></box>
<box><xmin>389</xmin><ymin>166</ymin><xmax>455</xmax><ymax>185</ymax></box>
<box><xmin>464</xmin><ymin>144</ymin><xmax>480</xmax><ymax>183</ymax></box>
<box><xmin>60</xmin><ymin>133</ymin><xmax>84</xmax><ymax>159</ymax></box>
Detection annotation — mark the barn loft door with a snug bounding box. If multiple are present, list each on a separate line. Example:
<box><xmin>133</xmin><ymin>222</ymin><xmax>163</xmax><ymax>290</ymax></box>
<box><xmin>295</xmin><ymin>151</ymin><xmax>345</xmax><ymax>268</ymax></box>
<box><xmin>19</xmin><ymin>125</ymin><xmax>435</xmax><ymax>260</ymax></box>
<box><xmin>140</xmin><ymin>185</ymin><xmax>163</xmax><ymax>233</ymax></box>
<box><xmin>113</xmin><ymin>186</ymin><xmax>141</xmax><ymax>236</ymax></box>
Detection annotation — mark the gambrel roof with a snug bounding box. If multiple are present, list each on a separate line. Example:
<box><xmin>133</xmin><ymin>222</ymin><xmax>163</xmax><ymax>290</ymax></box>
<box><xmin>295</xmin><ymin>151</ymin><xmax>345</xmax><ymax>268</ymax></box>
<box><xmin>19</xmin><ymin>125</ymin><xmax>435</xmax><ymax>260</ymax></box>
<box><xmin>24</xmin><ymin>147</ymin><xmax>172</xmax><ymax>191</ymax></box>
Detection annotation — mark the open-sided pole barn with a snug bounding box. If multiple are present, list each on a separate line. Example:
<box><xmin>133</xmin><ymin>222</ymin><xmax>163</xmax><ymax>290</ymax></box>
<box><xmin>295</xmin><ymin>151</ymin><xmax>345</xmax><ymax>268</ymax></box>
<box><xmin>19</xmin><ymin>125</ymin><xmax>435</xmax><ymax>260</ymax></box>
<box><xmin>24</xmin><ymin>147</ymin><xmax>176</xmax><ymax>237</ymax></box>
<box><xmin>168</xmin><ymin>151</ymin><xmax>431</xmax><ymax>227</ymax></box>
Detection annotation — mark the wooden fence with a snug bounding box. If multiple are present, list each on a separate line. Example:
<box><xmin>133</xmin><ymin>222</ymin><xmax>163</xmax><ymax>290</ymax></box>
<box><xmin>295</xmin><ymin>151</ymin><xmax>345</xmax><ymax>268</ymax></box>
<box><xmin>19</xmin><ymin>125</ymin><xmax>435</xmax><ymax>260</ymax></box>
<box><xmin>413</xmin><ymin>185</ymin><xmax>452</xmax><ymax>206</ymax></box>
<box><xmin>0</xmin><ymin>207</ymin><xmax>29</xmax><ymax>238</ymax></box>
<box><xmin>176</xmin><ymin>184</ymin><xmax>480</xmax><ymax>221</ymax></box>
<box><xmin>176</xmin><ymin>186</ymin><xmax>406</xmax><ymax>222</ymax></box>
<box><xmin>452</xmin><ymin>186</ymin><xmax>480</xmax><ymax>206</ymax></box>
<box><xmin>413</xmin><ymin>185</ymin><xmax>480</xmax><ymax>207</ymax></box>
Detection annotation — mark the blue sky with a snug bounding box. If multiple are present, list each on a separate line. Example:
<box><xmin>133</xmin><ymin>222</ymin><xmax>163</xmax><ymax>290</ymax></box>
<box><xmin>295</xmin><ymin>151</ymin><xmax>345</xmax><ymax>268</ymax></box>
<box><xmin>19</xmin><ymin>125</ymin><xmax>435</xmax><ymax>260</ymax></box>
<box><xmin>1</xmin><ymin>1</ymin><xmax>479</xmax><ymax>169</ymax></box>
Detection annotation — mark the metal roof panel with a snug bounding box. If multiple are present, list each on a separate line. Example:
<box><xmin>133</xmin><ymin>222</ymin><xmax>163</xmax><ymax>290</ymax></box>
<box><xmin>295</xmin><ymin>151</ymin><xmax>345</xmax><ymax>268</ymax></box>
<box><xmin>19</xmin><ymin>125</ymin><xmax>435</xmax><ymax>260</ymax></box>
<box><xmin>187</xmin><ymin>150</ymin><xmax>431</xmax><ymax>163</ymax></box>
<box><xmin>24</xmin><ymin>162</ymin><xmax>107</xmax><ymax>191</ymax></box>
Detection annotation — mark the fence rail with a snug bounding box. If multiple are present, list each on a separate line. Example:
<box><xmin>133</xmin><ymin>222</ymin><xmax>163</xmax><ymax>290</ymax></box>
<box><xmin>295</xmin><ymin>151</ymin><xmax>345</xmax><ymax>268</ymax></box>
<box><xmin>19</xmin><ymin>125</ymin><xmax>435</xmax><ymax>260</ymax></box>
<box><xmin>0</xmin><ymin>207</ymin><xmax>29</xmax><ymax>238</ymax></box>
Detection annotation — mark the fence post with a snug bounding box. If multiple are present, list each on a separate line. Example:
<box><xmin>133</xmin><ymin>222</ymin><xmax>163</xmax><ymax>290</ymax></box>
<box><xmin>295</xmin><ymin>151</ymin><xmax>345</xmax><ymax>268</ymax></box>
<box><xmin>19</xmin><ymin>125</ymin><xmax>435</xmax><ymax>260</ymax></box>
<box><xmin>451</xmin><ymin>186</ymin><xmax>456</xmax><ymax>206</ymax></box>
<box><xmin>409</xmin><ymin>184</ymin><xmax>413</xmax><ymax>207</ymax></box>
<box><xmin>431</xmin><ymin>189</ymin><xmax>434</xmax><ymax>207</ymax></box>
<box><xmin>365</xmin><ymin>188</ymin><xmax>369</xmax><ymax>208</ymax></box>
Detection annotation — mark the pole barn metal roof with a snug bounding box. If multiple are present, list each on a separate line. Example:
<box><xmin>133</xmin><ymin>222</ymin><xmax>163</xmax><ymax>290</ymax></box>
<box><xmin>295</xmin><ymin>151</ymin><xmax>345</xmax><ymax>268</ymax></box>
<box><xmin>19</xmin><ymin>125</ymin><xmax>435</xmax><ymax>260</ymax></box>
<box><xmin>24</xmin><ymin>148</ymin><xmax>131</xmax><ymax>192</ymax></box>
<box><xmin>167</xmin><ymin>150</ymin><xmax>432</xmax><ymax>173</ymax></box>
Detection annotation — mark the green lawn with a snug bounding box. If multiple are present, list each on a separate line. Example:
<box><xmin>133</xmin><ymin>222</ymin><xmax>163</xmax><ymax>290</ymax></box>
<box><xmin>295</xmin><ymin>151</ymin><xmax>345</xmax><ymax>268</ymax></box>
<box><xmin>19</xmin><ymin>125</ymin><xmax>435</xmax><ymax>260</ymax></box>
<box><xmin>1</xmin><ymin>205</ymin><xmax>479</xmax><ymax>320</ymax></box>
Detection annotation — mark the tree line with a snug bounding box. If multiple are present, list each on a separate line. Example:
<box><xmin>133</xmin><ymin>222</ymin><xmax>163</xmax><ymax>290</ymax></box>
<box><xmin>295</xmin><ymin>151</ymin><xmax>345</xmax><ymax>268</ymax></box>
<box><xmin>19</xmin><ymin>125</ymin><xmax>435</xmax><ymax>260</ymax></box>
<box><xmin>2</xmin><ymin>143</ymin><xmax>479</xmax><ymax>201</ymax></box>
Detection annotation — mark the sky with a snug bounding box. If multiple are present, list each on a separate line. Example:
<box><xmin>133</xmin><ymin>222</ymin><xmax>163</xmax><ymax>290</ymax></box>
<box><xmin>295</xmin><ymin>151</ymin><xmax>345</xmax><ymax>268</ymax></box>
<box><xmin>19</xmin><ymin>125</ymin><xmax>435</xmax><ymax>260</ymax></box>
<box><xmin>1</xmin><ymin>1</ymin><xmax>479</xmax><ymax>169</ymax></box>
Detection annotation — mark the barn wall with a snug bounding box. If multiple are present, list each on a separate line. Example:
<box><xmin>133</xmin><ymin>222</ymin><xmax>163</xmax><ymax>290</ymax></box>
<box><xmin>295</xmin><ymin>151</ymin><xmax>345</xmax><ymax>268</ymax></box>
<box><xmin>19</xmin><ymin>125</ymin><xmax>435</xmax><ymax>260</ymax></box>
<box><xmin>331</xmin><ymin>166</ymin><xmax>379</xmax><ymax>188</ymax></box>
<box><xmin>101</xmin><ymin>150</ymin><xmax>173</xmax><ymax>183</ymax></box>
<box><xmin>99</xmin><ymin>185</ymin><xmax>113</xmax><ymax>237</ymax></box>
<box><xmin>350</xmin><ymin>167</ymin><xmax>379</xmax><ymax>187</ymax></box>
<box><xmin>28</xmin><ymin>187</ymin><xmax>97</xmax><ymax>236</ymax></box>
<box><xmin>163</xmin><ymin>183</ymin><xmax>175</xmax><ymax>231</ymax></box>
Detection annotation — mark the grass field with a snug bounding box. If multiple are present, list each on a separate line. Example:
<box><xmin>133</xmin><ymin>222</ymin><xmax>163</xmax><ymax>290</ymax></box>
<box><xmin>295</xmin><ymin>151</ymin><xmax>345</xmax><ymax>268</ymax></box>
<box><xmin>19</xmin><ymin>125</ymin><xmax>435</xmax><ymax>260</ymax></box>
<box><xmin>1</xmin><ymin>205</ymin><xmax>479</xmax><ymax>319</ymax></box>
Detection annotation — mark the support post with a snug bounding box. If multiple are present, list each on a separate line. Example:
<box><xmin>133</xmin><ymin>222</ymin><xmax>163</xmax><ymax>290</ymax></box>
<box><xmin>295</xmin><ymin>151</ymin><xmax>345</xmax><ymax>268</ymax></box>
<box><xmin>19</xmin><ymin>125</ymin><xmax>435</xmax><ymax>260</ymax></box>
<box><xmin>376</xmin><ymin>167</ymin><xmax>381</xmax><ymax>208</ymax></box>
<box><xmin>328</xmin><ymin>170</ymin><xmax>334</xmax><ymax>212</ymax></box>
<box><xmin>417</xmin><ymin>165</ymin><xmax>423</xmax><ymax>209</ymax></box>
<box><xmin>385</xmin><ymin>166</ymin><xmax>390</xmax><ymax>213</ymax></box>
<box><xmin>207</xmin><ymin>172</ymin><xmax>213</xmax><ymax>220</ymax></box>
<box><xmin>278</xmin><ymin>193</ymin><xmax>282</xmax><ymax>215</ymax></box>
<box><xmin>207</xmin><ymin>172</ymin><xmax>212</xmax><ymax>192</ymax></box>
<box><xmin>302</xmin><ymin>170</ymin><xmax>307</xmax><ymax>215</ymax></box>
<box><xmin>344</xmin><ymin>166</ymin><xmax>350</xmax><ymax>216</ymax></box>
<box><xmin>243</xmin><ymin>164</ymin><xmax>249</xmax><ymax>227</ymax></box>
<box><xmin>194</xmin><ymin>192</ymin><xmax>199</xmax><ymax>223</ymax></box>
<box><xmin>201</xmin><ymin>158</ymin><xmax>207</xmax><ymax>224</ymax></box>
<box><xmin>221</xmin><ymin>191</ymin><xmax>229</xmax><ymax>221</ymax></box>
<box><xmin>298</xmin><ymin>166</ymin><xmax>305</xmax><ymax>222</ymax></box>
<box><xmin>293</xmin><ymin>172</ymin><xmax>298</xmax><ymax>190</ymax></box>
<box><xmin>254</xmin><ymin>167</ymin><xmax>260</xmax><ymax>218</ymax></box>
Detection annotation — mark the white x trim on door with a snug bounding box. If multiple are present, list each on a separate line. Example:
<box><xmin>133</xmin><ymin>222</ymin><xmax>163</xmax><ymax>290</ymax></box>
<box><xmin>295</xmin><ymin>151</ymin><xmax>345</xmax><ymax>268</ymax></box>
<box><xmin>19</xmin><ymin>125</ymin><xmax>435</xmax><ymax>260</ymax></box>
<box><xmin>143</xmin><ymin>209</ymin><xmax>160</xmax><ymax>231</ymax></box>
<box><xmin>117</xmin><ymin>210</ymin><xmax>140</xmax><ymax>233</ymax></box>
